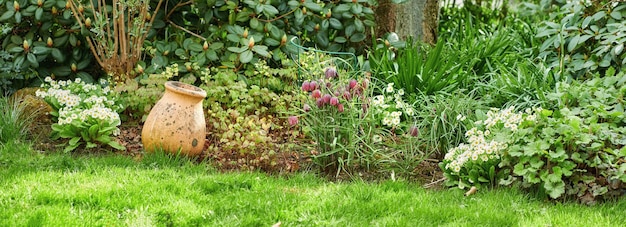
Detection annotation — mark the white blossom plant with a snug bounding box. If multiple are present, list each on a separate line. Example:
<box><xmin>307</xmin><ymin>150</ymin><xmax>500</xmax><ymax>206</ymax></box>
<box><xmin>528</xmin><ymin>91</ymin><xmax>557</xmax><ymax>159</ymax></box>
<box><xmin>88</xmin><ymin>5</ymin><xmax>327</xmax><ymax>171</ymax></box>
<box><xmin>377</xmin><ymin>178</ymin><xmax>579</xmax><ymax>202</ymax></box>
<box><xmin>37</xmin><ymin>77</ymin><xmax>125</xmax><ymax>152</ymax></box>
<box><xmin>440</xmin><ymin>106</ymin><xmax>539</xmax><ymax>189</ymax></box>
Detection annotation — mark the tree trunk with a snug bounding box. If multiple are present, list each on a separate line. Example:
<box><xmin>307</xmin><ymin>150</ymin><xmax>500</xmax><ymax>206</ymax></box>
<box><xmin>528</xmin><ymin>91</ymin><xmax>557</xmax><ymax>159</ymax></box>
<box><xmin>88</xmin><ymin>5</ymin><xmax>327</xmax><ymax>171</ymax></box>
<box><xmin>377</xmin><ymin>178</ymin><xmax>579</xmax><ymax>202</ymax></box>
<box><xmin>376</xmin><ymin>0</ymin><xmax>440</xmax><ymax>44</ymax></box>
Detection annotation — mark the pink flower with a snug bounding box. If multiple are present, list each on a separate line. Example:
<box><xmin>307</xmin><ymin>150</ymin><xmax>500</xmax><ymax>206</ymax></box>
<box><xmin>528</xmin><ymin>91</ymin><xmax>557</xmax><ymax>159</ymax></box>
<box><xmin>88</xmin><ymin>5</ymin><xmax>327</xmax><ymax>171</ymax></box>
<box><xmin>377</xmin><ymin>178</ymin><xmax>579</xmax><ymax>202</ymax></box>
<box><xmin>349</xmin><ymin>79</ymin><xmax>357</xmax><ymax>90</ymax></box>
<box><xmin>303</xmin><ymin>104</ymin><xmax>311</xmax><ymax>112</ymax></box>
<box><xmin>322</xmin><ymin>94</ymin><xmax>332</xmax><ymax>104</ymax></box>
<box><xmin>362</xmin><ymin>78</ymin><xmax>369</xmax><ymax>89</ymax></box>
<box><xmin>288</xmin><ymin>116</ymin><xmax>298</xmax><ymax>126</ymax></box>
<box><xmin>312</xmin><ymin>89</ymin><xmax>322</xmax><ymax>99</ymax></box>
<box><xmin>330</xmin><ymin>97</ymin><xmax>339</xmax><ymax>106</ymax></box>
<box><xmin>409</xmin><ymin>126</ymin><xmax>419</xmax><ymax>137</ymax></box>
<box><xmin>338</xmin><ymin>104</ymin><xmax>344</xmax><ymax>112</ymax></box>
<box><xmin>325</xmin><ymin>67</ymin><xmax>338</xmax><ymax>79</ymax></box>
<box><xmin>301</xmin><ymin>81</ymin><xmax>311</xmax><ymax>92</ymax></box>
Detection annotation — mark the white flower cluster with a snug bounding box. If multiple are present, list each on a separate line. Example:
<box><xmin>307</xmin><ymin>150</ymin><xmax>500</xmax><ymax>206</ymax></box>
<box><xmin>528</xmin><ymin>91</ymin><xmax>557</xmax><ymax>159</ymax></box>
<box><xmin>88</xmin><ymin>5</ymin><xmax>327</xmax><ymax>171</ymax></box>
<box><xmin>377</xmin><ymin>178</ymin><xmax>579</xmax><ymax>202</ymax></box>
<box><xmin>443</xmin><ymin>106</ymin><xmax>539</xmax><ymax>173</ymax></box>
<box><xmin>36</xmin><ymin>77</ymin><xmax>121</xmax><ymax>126</ymax></box>
<box><xmin>371</xmin><ymin>83</ymin><xmax>415</xmax><ymax>127</ymax></box>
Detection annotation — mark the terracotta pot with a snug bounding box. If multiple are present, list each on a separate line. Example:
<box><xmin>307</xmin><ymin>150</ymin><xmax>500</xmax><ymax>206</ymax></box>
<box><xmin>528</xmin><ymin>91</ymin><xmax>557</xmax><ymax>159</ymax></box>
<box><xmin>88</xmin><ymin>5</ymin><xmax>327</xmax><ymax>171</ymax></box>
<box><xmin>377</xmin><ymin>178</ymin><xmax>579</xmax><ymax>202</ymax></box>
<box><xmin>142</xmin><ymin>81</ymin><xmax>207</xmax><ymax>156</ymax></box>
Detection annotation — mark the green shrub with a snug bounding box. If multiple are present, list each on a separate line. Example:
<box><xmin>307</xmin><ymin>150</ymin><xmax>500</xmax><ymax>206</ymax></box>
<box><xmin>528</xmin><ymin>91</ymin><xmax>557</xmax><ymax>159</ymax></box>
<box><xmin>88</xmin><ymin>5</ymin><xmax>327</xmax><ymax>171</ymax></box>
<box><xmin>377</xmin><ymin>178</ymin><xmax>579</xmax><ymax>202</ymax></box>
<box><xmin>0</xmin><ymin>0</ymin><xmax>98</xmax><ymax>94</ymax></box>
<box><xmin>535</xmin><ymin>0</ymin><xmax>626</xmax><ymax>79</ymax></box>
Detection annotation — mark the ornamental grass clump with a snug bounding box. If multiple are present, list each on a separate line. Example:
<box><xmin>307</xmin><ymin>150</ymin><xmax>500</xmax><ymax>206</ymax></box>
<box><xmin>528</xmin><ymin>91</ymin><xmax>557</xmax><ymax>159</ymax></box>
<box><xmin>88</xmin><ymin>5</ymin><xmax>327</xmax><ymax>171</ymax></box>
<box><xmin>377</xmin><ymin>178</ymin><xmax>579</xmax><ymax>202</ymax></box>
<box><xmin>37</xmin><ymin>77</ymin><xmax>125</xmax><ymax>152</ymax></box>
<box><xmin>441</xmin><ymin>106</ymin><xmax>538</xmax><ymax>189</ymax></box>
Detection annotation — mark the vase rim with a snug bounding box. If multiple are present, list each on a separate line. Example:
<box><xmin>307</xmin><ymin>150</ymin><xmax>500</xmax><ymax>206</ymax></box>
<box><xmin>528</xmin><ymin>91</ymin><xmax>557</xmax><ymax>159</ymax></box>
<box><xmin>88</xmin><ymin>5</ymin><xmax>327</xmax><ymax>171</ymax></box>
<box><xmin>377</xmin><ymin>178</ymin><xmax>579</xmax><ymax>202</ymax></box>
<box><xmin>164</xmin><ymin>81</ymin><xmax>207</xmax><ymax>99</ymax></box>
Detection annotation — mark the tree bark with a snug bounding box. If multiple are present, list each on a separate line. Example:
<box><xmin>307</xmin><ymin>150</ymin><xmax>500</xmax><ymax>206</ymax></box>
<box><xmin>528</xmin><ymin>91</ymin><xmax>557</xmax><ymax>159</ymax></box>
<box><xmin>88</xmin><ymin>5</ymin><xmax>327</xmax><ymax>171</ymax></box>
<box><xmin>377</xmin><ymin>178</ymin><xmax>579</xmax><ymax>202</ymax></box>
<box><xmin>376</xmin><ymin>0</ymin><xmax>440</xmax><ymax>44</ymax></box>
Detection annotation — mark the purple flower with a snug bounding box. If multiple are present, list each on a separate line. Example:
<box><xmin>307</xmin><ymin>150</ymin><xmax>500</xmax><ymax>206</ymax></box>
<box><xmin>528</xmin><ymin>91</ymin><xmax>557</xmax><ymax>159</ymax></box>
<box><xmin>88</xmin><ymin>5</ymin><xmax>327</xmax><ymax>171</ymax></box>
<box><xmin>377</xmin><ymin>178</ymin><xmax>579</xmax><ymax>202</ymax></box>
<box><xmin>301</xmin><ymin>81</ymin><xmax>311</xmax><ymax>92</ymax></box>
<box><xmin>322</xmin><ymin>94</ymin><xmax>332</xmax><ymax>104</ymax></box>
<box><xmin>316</xmin><ymin>98</ymin><xmax>324</xmax><ymax>108</ymax></box>
<box><xmin>288</xmin><ymin>116</ymin><xmax>299</xmax><ymax>126</ymax></box>
<box><xmin>325</xmin><ymin>67</ymin><xmax>338</xmax><ymax>79</ymax></box>
<box><xmin>312</xmin><ymin>89</ymin><xmax>322</xmax><ymax>99</ymax></box>
<box><xmin>342</xmin><ymin>91</ymin><xmax>351</xmax><ymax>100</ymax></box>
<box><xmin>348</xmin><ymin>79</ymin><xmax>357</xmax><ymax>90</ymax></box>
<box><xmin>330</xmin><ymin>97</ymin><xmax>339</xmax><ymax>106</ymax></box>
<box><xmin>338</xmin><ymin>104</ymin><xmax>344</xmax><ymax>113</ymax></box>
<box><xmin>303</xmin><ymin>104</ymin><xmax>311</xmax><ymax>112</ymax></box>
<box><xmin>310</xmin><ymin>81</ymin><xmax>318</xmax><ymax>90</ymax></box>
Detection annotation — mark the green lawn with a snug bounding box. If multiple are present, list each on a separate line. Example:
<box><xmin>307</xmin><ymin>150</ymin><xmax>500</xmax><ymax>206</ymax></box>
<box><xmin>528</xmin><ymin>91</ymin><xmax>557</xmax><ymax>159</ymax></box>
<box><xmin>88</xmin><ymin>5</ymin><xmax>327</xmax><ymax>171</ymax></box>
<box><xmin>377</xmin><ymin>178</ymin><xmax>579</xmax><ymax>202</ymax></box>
<box><xmin>1</xmin><ymin>141</ymin><xmax>625</xmax><ymax>226</ymax></box>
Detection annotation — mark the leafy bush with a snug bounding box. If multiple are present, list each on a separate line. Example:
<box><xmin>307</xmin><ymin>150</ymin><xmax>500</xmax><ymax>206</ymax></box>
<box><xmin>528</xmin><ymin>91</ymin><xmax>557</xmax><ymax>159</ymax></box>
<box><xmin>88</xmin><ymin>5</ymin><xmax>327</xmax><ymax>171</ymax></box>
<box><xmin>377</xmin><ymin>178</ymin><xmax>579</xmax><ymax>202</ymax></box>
<box><xmin>0</xmin><ymin>0</ymin><xmax>97</xmax><ymax>94</ymax></box>
<box><xmin>501</xmin><ymin>69</ymin><xmax>626</xmax><ymax>202</ymax></box>
<box><xmin>144</xmin><ymin>0</ymin><xmax>377</xmax><ymax>73</ymax></box>
<box><xmin>535</xmin><ymin>0</ymin><xmax>626</xmax><ymax>79</ymax></box>
<box><xmin>36</xmin><ymin>77</ymin><xmax>125</xmax><ymax>152</ymax></box>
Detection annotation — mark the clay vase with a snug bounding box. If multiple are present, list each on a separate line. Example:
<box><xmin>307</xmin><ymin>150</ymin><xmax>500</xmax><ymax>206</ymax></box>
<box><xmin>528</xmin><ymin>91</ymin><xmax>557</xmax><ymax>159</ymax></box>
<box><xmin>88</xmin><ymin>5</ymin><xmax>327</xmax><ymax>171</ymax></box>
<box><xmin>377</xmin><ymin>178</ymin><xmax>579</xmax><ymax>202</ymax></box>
<box><xmin>142</xmin><ymin>81</ymin><xmax>207</xmax><ymax>156</ymax></box>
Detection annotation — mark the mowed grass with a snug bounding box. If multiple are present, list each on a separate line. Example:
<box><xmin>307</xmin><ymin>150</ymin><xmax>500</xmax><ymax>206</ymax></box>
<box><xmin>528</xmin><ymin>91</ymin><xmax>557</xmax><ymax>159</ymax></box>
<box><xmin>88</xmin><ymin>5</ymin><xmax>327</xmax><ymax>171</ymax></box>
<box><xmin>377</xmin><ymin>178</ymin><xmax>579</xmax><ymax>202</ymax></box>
<box><xmin>1</xmin><ymin>141</ymin><xmax>625</xmax><ymax>226</ymax></box>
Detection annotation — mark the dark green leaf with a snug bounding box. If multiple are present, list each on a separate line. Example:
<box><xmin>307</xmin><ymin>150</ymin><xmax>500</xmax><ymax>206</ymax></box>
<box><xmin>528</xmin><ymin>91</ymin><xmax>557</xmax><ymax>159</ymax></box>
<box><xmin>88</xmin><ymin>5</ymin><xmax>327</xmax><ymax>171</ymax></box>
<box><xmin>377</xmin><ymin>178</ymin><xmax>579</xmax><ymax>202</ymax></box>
<box><xmin>0</xmin><ymin>10</ymin><xmax>14</xmax><ymax>21</ymax></box>
<box><xmin>350</xmin><ymin>33</ymin><xmax>366</xmax><ymax>42</ymax></box>
<box><xmin>35</xmin><ymin>7</ymin><xmax>43</xmax><ymax>20</ymax></box>
<box><xmin>50</xmin><ymin>48</ymin><xmax>64</xmax><ymax>62</ymax></box>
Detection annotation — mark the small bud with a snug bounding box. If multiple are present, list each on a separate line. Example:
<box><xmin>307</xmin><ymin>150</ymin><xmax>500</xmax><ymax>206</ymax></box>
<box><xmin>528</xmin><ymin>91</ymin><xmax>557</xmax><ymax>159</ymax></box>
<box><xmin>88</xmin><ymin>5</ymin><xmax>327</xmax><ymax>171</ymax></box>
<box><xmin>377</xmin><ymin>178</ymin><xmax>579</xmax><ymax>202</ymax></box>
<box><xmin>51</xmin><ymin>6</ymin><xmax>58</xmax><ymax>15</ymax></box>
<box><xmin>37</xmin><ymin>0</ymin><xmax>43</xmax><ymax>7</ymax></box>
<box><xmin>248</xmin><ymin>37</ymin><xmax>255</xmax><ymax>49</ymax></box>
<box><xmin>145</xmin><ymin>12</ymin><xmax>151</xmax><ymax>21</ymax></box>
<box><xmin>311</xmin><ymin>89</ymin><xmax>322</xmax><ymax>99</ymax></box>
<box><xmin>330</xmin><ymin>97</ymin><xmax>339</xmax><ymax>106</ymax></box>
<box><xmin>85</xmin><ymin>18</ymin><xmax>92</xmax><ymax>28</ymax></box>
<box><xmin>352</xmin><ymin>0</ymin><xmax>357</xmax><ymax>3</ymax></box>
<box><xmin>303</xmin><ymin>104</ymin><xmax>311</xmax><ymax>112</ymax></box>
<box><xmin>314</xmin><ymin>24</ymin><xmax>320</xmax><ymax>31</ymax></box>
<box><xmin>22</xmin><ymin>40</ymin><xmax>29</xmax><ymax>51</ymax></box>
<box><xmin>385</xmin><ymin>40</ymin><xmax>390</xmax><ymax>47</ymax></box>
<box><xmin>338</xmin><ymin>104</ymin><xmax>345</xmax><ymax>113</ymax></box>
<box><xmin>163</xmin><ymin>50</ymin><xmax>169</xmax><ymax>56</ymax></box>
<box><xmin>302</xmin><ymin>7</ymin><xmax>307</xmax><ymax>15</ymax></box>
<box><xmin>326</xmin><ymin>10</ymin><xmax>332</xmax><ymax>18</ymax></box>
<box><xmin>288</xmin><ymin>116</ymin><xmax>299</xmax><ymax>126</ymax></box>
<box><xmin>203</xmin><ymin>41</ymin><xmax>209</xmax><ymax>50</ymax></box>
<box><xmin>76</xmin><ymin>40</ymin><xmax>81</xmax><ymax>46</ymax></box>
<box><xmin>13</xmin><ymin>1</ymin><xmax>19</xmax><ymax>11</ymax></box>
<box><xmin>65</xmin><ymin>1</ymin><xmax>71</xmax><ymax>9</ymax></box>
<box><xmin>71</xmin><ymin>63</ymin><xmax>77</xmax><ymax>72</ymax></box>
<box><xmin>137</xmin><ymin>64</ymin><xmax>144</xmax><ymax>74</ymax></box>
<box><xmin>325</xmin><ymin>67</ymin><xmax>338</xmax><ymax>79</ymax></box>
<box><xmin>78</xmin><ymin>5</ymin><xmax>84</xmax><ymax>13</ymax></box>
<box><xmin>281</xmin><ymin>34</ymin><xmax>287</xmax><ymax>46</ymax></box>
<box><xmin>409</xmin><ymin>126</ymin><xmax>419</xmax><ymax>137</ymax></box>
<box><xmin>243</xmin><ymin>29</ymin><xmax>249</xmax><ymax>39</ymax></box>
<box><xmin>361</xmin><ymin>78</ymin><xmax>369</xmax><ymax>89</ymax></box>
<box><xmin>46</xmin><ymin>37</ymin><xmax>53</xmax><ymax>47</ymax></box>
<box><xmin>186</xmin><ymin>64</ymin><xmax>192</xmax><ymax>71</ymax></box>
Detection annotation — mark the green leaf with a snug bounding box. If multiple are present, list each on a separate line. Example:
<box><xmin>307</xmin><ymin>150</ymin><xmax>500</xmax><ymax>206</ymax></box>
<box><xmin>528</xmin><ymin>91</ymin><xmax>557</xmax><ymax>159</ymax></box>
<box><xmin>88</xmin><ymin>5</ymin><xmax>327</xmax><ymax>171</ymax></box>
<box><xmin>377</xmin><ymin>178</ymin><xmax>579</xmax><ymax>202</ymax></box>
<box><xmin>329</xmin><ymin>18</ymin><xmax>342</xmax><ymax>29</ymax></box>
<box><xmin>240</xmin><ymin>50</ymin><xmax>253</xmax><ymax>63</ymax></box>
<box><xmin>68</xmin><ymin>137</ymin><xmax>81</xmax><ymax>147</ymax></box>
<box><xmin>334</xmin><ymin>36</ymin><xmax>347</xmax><ymax>43</ymax></box>
<box><xmin>8</xmin><ymin>46</ymin><xmax>24</xmax><ymax>53</ymax></box>
<box><xmin>14</xmin><ymin>11</ymin><xmax>21</xmax><ymax>23</ymax></box>
<box><xmin>50</xmin><ymin>48</ymin><xmax>64</xmax><ymax>62</ymax></box>
<box><xmin>350</xmin><ymin>33</ymin><xmax>366</xmax><ymax>43</ymax></box>
<box><xmin>263</xmin><ymin>5</ymin><xmax>279</xmax><ymax>16</ymax></box>
<box><xmin>26</xmin><ymin>53</ymin><xmax>38</xmax><ymax>67</ymax></box>
<box><xmin>35</xmin><ymin>7</ymin><xmax>43</xmax><ymax>20</ymax></box>
<box><xmin>252</xmin><ymin>45</ymin><xmax>271</xmax><ymax>57</ymax></box>
<box><xmin>0</xmin><ymin>10</ymin><xmax>14</xmax><ymax>21</ymax></box>
<box><xmin>108</xmin><ymin>141</ymin><xmax>126</xmax><ymax>150</ymax></box>
<box><xmin>303</xmin><ymin>1</ymin><xmax>322</xmax><ymax>12</ymax></box>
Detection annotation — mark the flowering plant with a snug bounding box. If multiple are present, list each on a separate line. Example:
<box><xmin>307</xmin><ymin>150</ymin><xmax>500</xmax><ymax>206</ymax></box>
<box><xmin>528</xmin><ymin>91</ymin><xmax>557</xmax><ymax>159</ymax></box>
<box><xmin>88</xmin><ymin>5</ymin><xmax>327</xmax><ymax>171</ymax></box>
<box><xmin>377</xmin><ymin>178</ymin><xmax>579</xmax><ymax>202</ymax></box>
<box><xmin>370</xmin><ymin>82</ymin><xmax>416</xmax><ymax>130</ymax></box>
<box><xmin>37</xmin><ymin>77</ymin><xmax>125</xmax><ymax>152</ymax></box>
<box><xmin>440</xmin><ymin>106</ymin><xmax>538</xmax><ymax>188</ymax></box>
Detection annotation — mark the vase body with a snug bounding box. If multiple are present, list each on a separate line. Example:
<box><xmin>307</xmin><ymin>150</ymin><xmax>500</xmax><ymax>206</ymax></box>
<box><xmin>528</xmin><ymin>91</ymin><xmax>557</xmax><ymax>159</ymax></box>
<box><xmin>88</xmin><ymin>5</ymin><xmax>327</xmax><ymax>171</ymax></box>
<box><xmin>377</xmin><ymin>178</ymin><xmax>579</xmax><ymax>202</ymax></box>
<box><xmin>142</xmin><ymin>81</ymin><xmax>207</xmax><ymax>156</ymax></box>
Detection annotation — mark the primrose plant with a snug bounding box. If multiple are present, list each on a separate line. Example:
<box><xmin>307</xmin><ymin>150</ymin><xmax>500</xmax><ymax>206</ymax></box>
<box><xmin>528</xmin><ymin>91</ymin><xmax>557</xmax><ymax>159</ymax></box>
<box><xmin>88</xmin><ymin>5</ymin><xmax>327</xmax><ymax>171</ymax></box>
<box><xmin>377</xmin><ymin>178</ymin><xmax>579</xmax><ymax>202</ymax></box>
<box><xmin>37</xmin><ymin>77</ymin><xmax>125</xmax><ymax>152</ymax></box>
<box><xmin>440</xmin><ymin>106</ymin><xmax>539</xmax><ymax>189</ymax></box>
<box><xmin>370</xmin><ymin>82</ymin><xmax>416</xmax><ymax>131</ymax></box>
